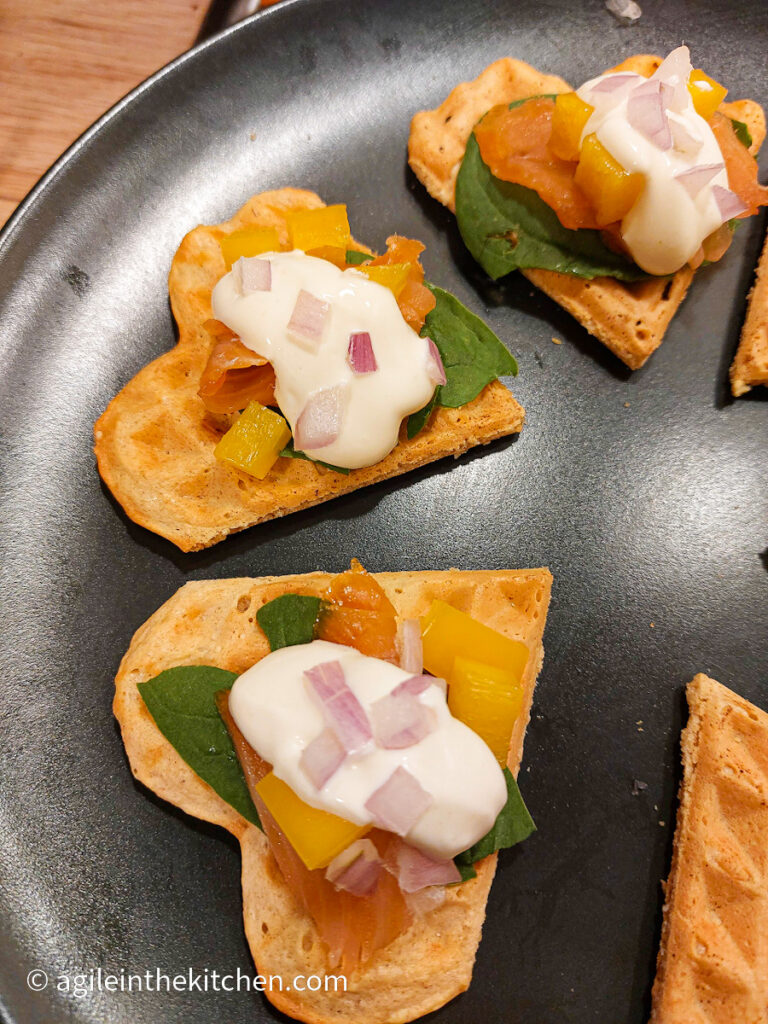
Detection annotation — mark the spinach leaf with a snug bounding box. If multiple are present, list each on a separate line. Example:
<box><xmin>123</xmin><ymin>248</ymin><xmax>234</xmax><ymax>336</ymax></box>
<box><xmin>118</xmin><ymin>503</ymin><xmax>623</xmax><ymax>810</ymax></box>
<box><xmin>455</xmin><ymin>96</ymin><xmax>647</xmax><ymax>282</ymax></box>
<box><xmin>345</xmin><ymin>249</ymin><xmax>371</xmax><ymax>265</ymax></box>
<box><xmin>454</xmin><ymin>768</ymin><xmax>536</xmax><ymax>880</ymax></box>
<box><xmin>138</xmin><ymin>666</ymin><xmax>261</xmax><ymax>828</ymax></box>
<box><xmin>407</xmin><ymin>390</ymin><xmax>440</xmax><ymax>439</ymax></box>
<box><xmin>730</xmin><ymin>117</ymin><xmax>752</xmax><ymax>149</ymax></box>
<box><xmin>256</xmin><ymin>593</ymin><xmax>322</xmax><ymax>651</ymax></box>
<box><xmin>407</xmin><ymin>285</ymin><xmax>518</xmax><ymax>436</ymax></box>
<box><xmin>456</xmin><ymin>860</ymin><xmax>480</xmax><ymax>882</ymax></box>
<box><xmin>424</xmin><ymin>284</ymin><xmax>517</xmax><ymax>406</ymax></box>
<box><xmin>280</xmin><ymin>440</ymin><xmax>350</xmax><ymax>475</ymax></box>
<box><xmin>456</xmin><ymin>131</ymin><xmax>648</xmax><ymax>282</ymax></box>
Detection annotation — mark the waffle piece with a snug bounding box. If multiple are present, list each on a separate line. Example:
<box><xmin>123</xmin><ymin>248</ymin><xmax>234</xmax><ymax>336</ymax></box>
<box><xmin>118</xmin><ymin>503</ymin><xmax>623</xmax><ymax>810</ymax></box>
<box><xmin>650</xmin><ymin>673</ymin><xmax>768</xmax><ymax>1024</ymax></box>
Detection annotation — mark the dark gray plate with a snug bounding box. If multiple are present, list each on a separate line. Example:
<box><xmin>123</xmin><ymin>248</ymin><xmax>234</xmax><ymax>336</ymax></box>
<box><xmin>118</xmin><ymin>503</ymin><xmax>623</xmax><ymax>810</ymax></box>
<box><xmin>1</xmin><ymin>1</ymin><xmax>766</xmax><ymax>1021</ymax></box>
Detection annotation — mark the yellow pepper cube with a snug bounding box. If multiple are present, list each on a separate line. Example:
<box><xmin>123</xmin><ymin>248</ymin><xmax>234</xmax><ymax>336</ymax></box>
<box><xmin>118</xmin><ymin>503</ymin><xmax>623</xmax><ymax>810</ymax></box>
<box><xmin>220</xmin><ymin>227</ymin><xmax>280</xmax><ymax>270</ymax></box>
<box><xmin>306</xmin><ymin>245</ymin><xmax>349</xmax><ymax>269</ymax></box>
<box><xmin>688</xmin><ymin>69</ymin><xmax>728</xmax><ymax>120</ymax></box>
<box><xmin>286</xmin><ymin>204</ymin><xmax>351</xmax><ymax>252</ymax></box>
<box><xmin>421</xmin><ymin>600</ymin><xmax>529</xmax><ymax>685</ymax></box>
<box><xmin>549</xmin><ymin>91</ymin><xmax>594</xmax><ymax>162</ymax></box>
<box><xmin>256</xmin><ymin>772</ymin><xmax>370</xmax><ymax>870</ymax></box>
<box><xmin>214</xmin><ymin>401</ymin><xmax>291</xmax><ymax>480</ymax></box>
<box><xmin>448</xmin><ymin>657</ymin><xmax>525</xmax><ymax>765</ymax></box>
<box><xmin>574</xmin><ymin>134</ymin><xmax>644</xmax><ymax>226</ymax></box>
<box><xmin>354</xmin><ymin>263</ymin><xmax>411</xmax><ymax>298</ymax></box>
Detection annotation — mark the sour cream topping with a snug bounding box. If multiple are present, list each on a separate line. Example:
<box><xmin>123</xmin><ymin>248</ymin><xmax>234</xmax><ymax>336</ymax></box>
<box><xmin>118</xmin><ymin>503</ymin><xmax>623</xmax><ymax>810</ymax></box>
<box><xmin>229</xmin><ymin>640</ymin><xmax>507</xmax><ymax>860</ymax></box>
<box><xmin>577</xmin><ymin>47</ymin><xmax>729</xmax><ymax>275</ymax></box>
<box><xmin>211</xmin><ymin>252</ymin><xmax>436</xmax><ymax>469</ymax></box>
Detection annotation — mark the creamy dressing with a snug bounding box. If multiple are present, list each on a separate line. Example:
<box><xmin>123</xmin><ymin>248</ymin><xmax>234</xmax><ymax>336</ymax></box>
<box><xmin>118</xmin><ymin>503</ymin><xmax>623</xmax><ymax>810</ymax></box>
<box><xmin>211</xmin><ymin>252</ymin><xmax>436</xmax><ymax>469</ymax></box>
<box><xmin>577</xmin><ymin>55</ymin><xmax>729</xmax><ymax>275</ymax></box>
<box><xmin>228</xmin><ymin>640</ymin><xmax>507</xmax><ymax>861</ymax></box>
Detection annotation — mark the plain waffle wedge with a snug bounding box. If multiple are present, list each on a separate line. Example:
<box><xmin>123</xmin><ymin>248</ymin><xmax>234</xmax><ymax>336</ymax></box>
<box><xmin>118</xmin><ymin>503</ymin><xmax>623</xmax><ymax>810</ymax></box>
<box><xmin>731</xmin><ymin>232</ymin><xmax>768</xmax><ymax>396</ymax></box>
<box><xmin>650</xmin><ymin>673</ymin><xmax>768</xmax><ymax>1024</ymax></box>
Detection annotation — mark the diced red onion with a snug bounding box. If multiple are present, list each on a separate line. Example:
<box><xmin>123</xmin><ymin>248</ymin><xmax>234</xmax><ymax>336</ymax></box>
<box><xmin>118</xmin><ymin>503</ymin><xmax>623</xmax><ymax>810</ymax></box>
<box><xmin>674</xmin><ymin>163</ymin><xmax>724</xmax><ymax>198</ymax></box>
<box><xmin>305</xmin><ymin>660</ymin><xmax>372</xmax><ymax>752</ymax></box>
<box><xmin>712</xmin><ymin>184</ymin><xmax>748</xmax><ymax>222</ymax></box>
<box><xmin>325</xmin><ymin>839</ymin><xmax>382</xmax><ymax>896</ymax></box>
<box><xmin>590</xmin><ymin>73</ymin><xmax>639</xmax><ymax>95</ymax></box>
<box><xmin>651</xmin><ymin>45</ymin><xmax>691</xmax><ymax>113</ymax></box>
<box><xmin>669</xmin><ymin>116</ymin><xmax>704</xmax><ymax>156</ymax></box>
<box><xmin>393</xmin><ymin>675</ymin><xmax>442</xmax><ymax>700</ymax></box>
<box><xmin>236</xmin><ymin>256</ymin><xmax>271</xmax><ymax>294</ymax></box>
<box><xmin>627</xmin><ymin>79</ymin><xmax>672</xmax><ymax>151</ymax></box>
<box><xmin>347</xmin><ymin>332</ymin><xmax>378</xmax><ymax>374</ymax></box>
<box><xmin>364</xmin><ymin>766</ymin><xmax>433</xmax><ymax>835</ymax></box>
<box><xmin>299</xmin><ymin>727</ymin><xmax>346</xmax><ymax>788</ymax></box>
<box><xmin>425</xmin><ymin>338</ymin><xmax>447</xmax><ymax>386</ymax></box>
<box><xmin>397</xmin><ymin>619</ymin><xmax>423</xmax><ymax>675</ymax></box>
<box><xmin>293</xmin><ymin>384</ymin><xmax>345</xmax><ymax>451</ymax></box>
<box><xmin>287</xmin><ymin>289</ymin><xmax>329</xmax><ymax>349</ymax></box>
<box><xmin>387</xmin><ymin>840</ymin><xmax>461</xmax><ymax>892</ymax></box>
<box><xmin>371</xmin><ymin>690</ymin><xmax>435</xmax><ymax>749</ymax></box>
<box><xmin>406</xmin><ymin>885</ymin><xmax>447</xmax><ymax>916</ymax></box>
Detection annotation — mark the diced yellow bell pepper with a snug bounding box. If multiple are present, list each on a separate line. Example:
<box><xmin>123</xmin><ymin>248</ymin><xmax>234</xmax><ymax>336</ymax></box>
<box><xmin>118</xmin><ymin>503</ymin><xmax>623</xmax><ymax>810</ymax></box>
<box><xmin>354</xmin><ymin>263</ymin><xmax>411</xmax><ymax>297</ymax></box>
<box><xmin>220</xmin><ymin>227</ymin><xmax>280</xmax><ymax>271</ymax></box>
<box><xmin>688</xmin><ymin>69</ymin><xmax>728</xmax><ymax>120</ymax></box>
<box><xmin>286</xmin><ymin>204</ymin><xmax>351</xmax><ymax>252</ymax></box>
<box><xmin>421</xmin><ymin>600</ymin><xmax>529</xmax><ymax>684</ymax></box>
<box><xmin>306</xmin><ymin>245</ymin><xmax>349</xmax><ymax>269</ymax></box>
<box><xmin>549</xmin><ymin>91</ymin><xmax>594</xmax><ymax>162</ymax></box>
<box><xmin>256</xmin><ymin>772</ymin><xmax>370</xmax><ymax>870</ymax></box>
<box><xmin>574</xmin><ymin>134</ymin><xmax>644</xmax><ymax>226</ymax></box>
<box><xmin>214</xmin><ymin>401</ymin><xmax>291</xmax><ymax>480</ymax></box>
<box><xmin>448</xmin><ymin>657</ymin><xmax>524</xmax><ymax>765</ymax></box>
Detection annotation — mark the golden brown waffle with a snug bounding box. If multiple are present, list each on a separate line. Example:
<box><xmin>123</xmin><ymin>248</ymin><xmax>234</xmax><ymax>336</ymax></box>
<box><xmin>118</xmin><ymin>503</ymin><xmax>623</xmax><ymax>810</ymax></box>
<box><xmin>115</xmin><ymin>567</ymin><xmax>552</xmax><ymax>1024</ymax></box>
<box><xmin>731</xmin><ymin>232</ymin><xmax>768</xmax><ymax>396</ymax></box>
<box><xmin>650</xmin><ymin>673</ymin><xmax>768</xmax><ymax>1024</ymax></box>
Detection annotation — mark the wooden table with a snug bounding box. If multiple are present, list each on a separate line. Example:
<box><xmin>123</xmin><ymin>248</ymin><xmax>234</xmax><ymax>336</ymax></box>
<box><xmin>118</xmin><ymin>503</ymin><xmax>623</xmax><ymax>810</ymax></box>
<box><xmin>0</xmin><ymin>1</ymin><xmax>219</xmax><ymax>227</ymax></box>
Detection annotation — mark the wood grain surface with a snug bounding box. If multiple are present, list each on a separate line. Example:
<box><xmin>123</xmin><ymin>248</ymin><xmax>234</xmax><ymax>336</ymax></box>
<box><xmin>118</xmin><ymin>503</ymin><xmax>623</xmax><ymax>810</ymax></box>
<box><xmin>0</xmin><ymin>1</ymin><xmax>210</xmax><ymax>227</ymax></box>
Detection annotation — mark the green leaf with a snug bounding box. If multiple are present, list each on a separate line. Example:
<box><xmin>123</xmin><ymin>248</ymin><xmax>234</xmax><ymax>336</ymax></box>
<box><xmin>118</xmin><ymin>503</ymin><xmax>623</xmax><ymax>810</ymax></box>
<box><xmin>280</xmin><ymin>440</ymin><xmax>350</xmax><ymax>475</ymax></box>
<box><xmin>256</xmin><ymin>593</ymin><xmax>322</xmax><ymax>651</ymax></box>
<box><xmin>345</xmin><ymin>249</ymin><xmax>371</xmax><ymax>265</ymax></box>
<box><xmin>406</xmin><ymin>283</ymin><xmax>519</xmax><ymax>437</ymax></box>
<box><xmin>454</xmin><ymin>768</ymin><xmax>536</xmax><ymax>876</ymax></box>
<box><xmin>730</xmin><ymin>117</ymin><xmax>752</xmax><ymax>149</ymax></box>
<box><xmin>407</xmin><ymin>284</ymin><xmax>518</xmax><ymax>437</ymax></box>
<box><xmin>456</xmin><ymin>860</ymin><xmax>478</xmax><ymax>882</ymax></box>
<box><xmin>138</xmin><ymin>666</ymin><xmax>260</xmax><ymax>828</ymax></box>
<box><xmin>455</xmin><ymin>100</ymin><xmax>649</xmax><ymax>282</ymax></box>
<box><xmin>423</xmin><ymin>284</ymin><xmax>518</xmax><ymax>407</ymax></box>
<box><xmin>407</xmin><ymin>389</ymin><xmax>440</xmax><ymax>439</ymax></box>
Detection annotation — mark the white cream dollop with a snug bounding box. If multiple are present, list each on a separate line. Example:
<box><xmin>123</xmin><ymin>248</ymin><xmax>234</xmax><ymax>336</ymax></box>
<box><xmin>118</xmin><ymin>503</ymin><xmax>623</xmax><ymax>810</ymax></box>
<box><xmin>577</xmin><ymin>49</ymin><xmax>729</xmax><ymax>275</ymax></box>
<box><xmin>228</xmin><ymin>639</ymin><xmax>507</xmax><ymax>861</ymax></box>
<box><xmin>211</xmin><ymin>252</ymin><xmax>436</xmax><ymax>469</ymax></box>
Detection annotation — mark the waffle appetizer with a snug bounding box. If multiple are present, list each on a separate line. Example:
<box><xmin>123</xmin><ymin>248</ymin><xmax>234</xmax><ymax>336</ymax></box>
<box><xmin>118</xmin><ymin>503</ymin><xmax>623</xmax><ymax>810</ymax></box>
<box><xmin>650</xmin><ymin>674</ymin><xmax>768</xmax><ymax>1023</ymax></box>
<box><xmin>731</xmin><ymin>232</ymin><xmax>768</xmax><ymax>396</ymax></box>
<box><xmin>114</xmin><ymin>561</ymin><xmax>552</xmax><ymax>1023</ymax></box>
<box><xmin>94</xmin><ymin>191</ymin><xmax>523</xmax><ymax>551</ymax></box>
<box><xmin>409</xmin><ymin>47</ymin><xmax>767</xmax><ymax>369</ymax></box>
